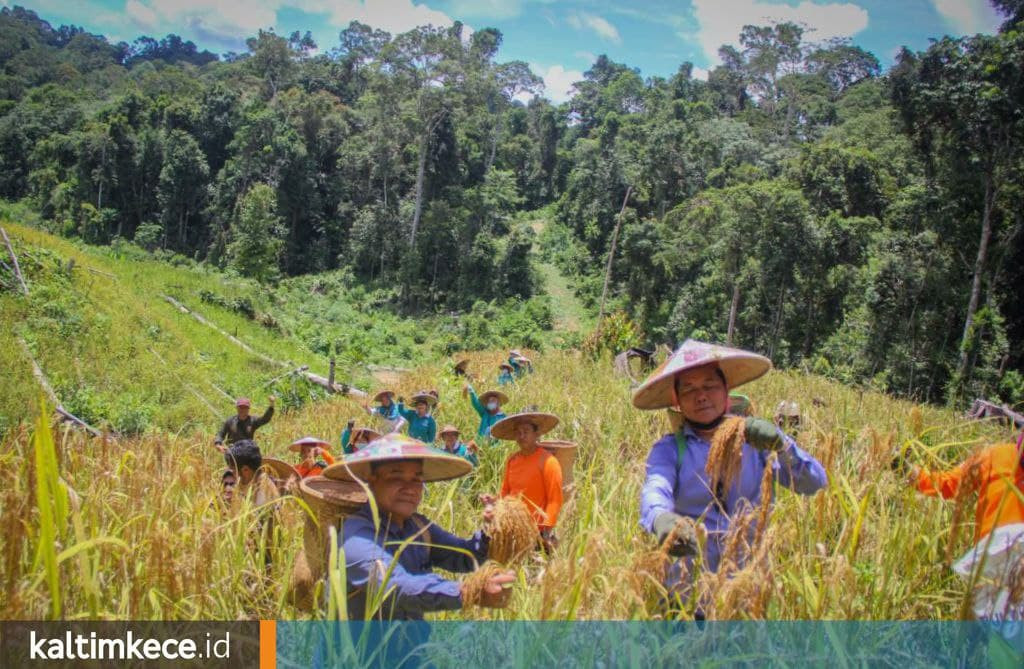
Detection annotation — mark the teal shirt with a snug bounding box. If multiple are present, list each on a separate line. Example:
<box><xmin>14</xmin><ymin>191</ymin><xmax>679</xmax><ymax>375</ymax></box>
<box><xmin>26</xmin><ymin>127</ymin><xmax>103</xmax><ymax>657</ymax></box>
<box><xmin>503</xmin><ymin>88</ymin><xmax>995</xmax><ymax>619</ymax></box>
<box><xmin>398</xmin><ymin>404</ymin><xmax>437</xmax><ymax>444</ymax></box>
<box><xmin>468</xmin><ymin>386</ymin><xmax>506</xmax><ymax>438</ymax></box>
<box><xmin>340</xmin><ymin>426</ymin><xmax>356</xmax><ymax>454</ymax></box>
<box><xmin>445</xmin><ymin>441</ymin><xmax>479</xmax><ymax>467</ymax></box>
<box><xmin>498</xmin><ymin>370</ymin><xmax>514</xmax><ymax>386</ymax></box>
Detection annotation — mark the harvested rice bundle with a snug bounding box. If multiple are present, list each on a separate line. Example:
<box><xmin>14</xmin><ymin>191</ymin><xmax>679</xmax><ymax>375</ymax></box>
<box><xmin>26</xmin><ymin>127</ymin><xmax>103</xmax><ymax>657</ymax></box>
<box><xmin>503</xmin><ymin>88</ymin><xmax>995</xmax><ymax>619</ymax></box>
<box><xmin>461</xmin><ymin>561</ymin><xmax>508</xmax><ymax>609</ymax></box>
<box><xmin>487</xmin><ymin>496</ymin><xmax>539</xmax><ymax>565</ymax></box>
<box><xmin>706</xmin><ymin>416</ymin><xmax>746</xmax><ymax>493</ymax></box>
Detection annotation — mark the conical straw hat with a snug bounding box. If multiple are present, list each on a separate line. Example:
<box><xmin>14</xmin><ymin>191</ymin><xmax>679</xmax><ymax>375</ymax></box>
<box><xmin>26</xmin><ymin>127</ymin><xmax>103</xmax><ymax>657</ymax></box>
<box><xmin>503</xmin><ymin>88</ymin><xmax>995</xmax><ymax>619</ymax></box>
<box><xmin>323</xmin><ymin>433</ymin><xmax>472</xmax><ymax>483</ymax></box>
<box><xmin>632</xmin><ymin>339</ymin><xmax>771</xmax><ymax>411</ymax></box>
<box><xmin>489</xmin><ymin>412</ymin><xmax>559</xmax><ymax>441</ymax></box>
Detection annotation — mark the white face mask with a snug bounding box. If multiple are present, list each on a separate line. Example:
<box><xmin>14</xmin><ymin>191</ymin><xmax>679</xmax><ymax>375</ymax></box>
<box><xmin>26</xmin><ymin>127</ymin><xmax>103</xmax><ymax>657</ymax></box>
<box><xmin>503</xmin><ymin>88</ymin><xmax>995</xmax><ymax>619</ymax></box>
<box><xmin>486</xmin><ymin>400</ymin><xmax>499</xmax><ymax>411</ymax></box>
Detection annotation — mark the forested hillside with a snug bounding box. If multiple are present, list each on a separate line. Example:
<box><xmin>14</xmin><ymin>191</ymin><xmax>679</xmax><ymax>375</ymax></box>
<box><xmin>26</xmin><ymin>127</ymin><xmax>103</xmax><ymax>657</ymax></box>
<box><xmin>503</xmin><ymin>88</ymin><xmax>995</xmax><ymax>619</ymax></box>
<box><xmin>0</xmin><ymin>3</ymin><xmax>1022</xmax><ymax>407</ymax></box>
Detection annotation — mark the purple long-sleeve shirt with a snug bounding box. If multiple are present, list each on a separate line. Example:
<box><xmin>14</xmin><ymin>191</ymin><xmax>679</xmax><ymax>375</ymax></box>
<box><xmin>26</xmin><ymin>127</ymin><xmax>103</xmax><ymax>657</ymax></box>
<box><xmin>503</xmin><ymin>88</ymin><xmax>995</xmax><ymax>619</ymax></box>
<box><xmin>341</xmin><ymin>503</ymin><xmax>489</xmax><ymax>620</ymax></box>
<box><xmin>640</xmin><ymin>425</ymin><xmax>827</xmax><ymax>581</ymax></box>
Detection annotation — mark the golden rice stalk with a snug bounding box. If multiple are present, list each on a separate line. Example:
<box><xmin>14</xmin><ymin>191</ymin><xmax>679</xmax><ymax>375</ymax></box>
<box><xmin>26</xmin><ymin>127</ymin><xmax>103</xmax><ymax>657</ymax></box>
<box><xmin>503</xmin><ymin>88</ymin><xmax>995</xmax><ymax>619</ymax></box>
<box><xmin>1006</xmin><ymin>553</ymin><xmax>1024</xmax><ymax>606</ymax></box>
<box><xmin>754</xmin><ymin>453</ymin><xmax>776</xmax><ymax>546</ymax></box>
<box><xmin>487</xmin><ymin>496</ymin><xmax>539</xmax><ymax>566</ymax></box>
<box><xmin>706</xmin><ymin>416</ymin><xmax>746</xmax><ymax>496</ymax></box>
<box><xmin>461</xmin><ymin>561</ymin><xmax>507</xmax><ymax>609</ymax></box>
<box><xmin>909</xmin><ymin>406</ymin><xmax>923</xmax><ymax>437</ymax></box>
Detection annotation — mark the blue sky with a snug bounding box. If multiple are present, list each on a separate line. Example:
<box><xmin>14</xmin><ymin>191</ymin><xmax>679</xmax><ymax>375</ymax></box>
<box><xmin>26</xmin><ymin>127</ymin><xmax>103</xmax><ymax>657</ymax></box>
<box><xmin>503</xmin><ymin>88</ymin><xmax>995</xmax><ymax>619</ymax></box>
<box><xmin>4</xmin><ymin>1</ymin><xmax>1006</xmax><ymax>101</ymax></box>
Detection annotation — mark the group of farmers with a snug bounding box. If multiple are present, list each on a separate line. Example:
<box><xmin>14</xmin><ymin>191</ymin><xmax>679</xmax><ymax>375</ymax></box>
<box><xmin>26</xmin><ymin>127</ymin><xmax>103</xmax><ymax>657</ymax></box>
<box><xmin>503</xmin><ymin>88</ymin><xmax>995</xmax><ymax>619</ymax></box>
<box><xmin>214</xmin><ymin>341</ymin><xmax>1024</xmax><ymax>630</ymax></box>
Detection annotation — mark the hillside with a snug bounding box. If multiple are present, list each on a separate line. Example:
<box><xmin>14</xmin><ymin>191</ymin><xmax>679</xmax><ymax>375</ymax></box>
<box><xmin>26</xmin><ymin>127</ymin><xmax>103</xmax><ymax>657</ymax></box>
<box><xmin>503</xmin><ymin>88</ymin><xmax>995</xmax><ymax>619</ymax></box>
<box><xmin>1</xmin><ymin>221</ymin><xmax>1018</xmax><ymax>621</ymax></box>
<box><xmin>0</xmin><ymin>221</ymin><xmax>557</xmax><ymax>436</ymax></box>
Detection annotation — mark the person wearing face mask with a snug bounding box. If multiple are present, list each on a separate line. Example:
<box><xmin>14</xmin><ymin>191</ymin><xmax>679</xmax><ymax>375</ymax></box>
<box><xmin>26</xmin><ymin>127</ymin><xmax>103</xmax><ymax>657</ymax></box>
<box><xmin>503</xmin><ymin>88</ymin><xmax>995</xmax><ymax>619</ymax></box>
<box><xmin>497</xmin><ymin>362</ymin><xmax>515</xmax><ymax>386</ymax></box>
<box><xmin>439</xmin><ymin>424</ymin><xmax>479</xmax><ymax>466</ymax></box>
<box><xmin>463</xmin><ymin>384</ymin><xmax>508</xmax><ymax>439</ymax></box>
<box><xmin>635</xmin><ymin>339</ymin><xmax>827</xmax><ymax>598</ymax></box>
<box><xmin>326</xmin><ymin>434</ymin><xmax>514</xmax><ymax>621</ymax></box>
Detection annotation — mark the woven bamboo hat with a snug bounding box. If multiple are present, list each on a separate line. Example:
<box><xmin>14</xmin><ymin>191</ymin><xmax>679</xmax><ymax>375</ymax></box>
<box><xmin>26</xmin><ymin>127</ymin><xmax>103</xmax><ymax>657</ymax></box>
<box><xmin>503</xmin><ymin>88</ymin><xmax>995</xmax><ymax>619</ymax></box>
<box><xmin>489</xmin><ymin>412</ymin><xmax>559</xmax><ymax>441</ymax></box>
<box><xmin>322</xmin><ymin>434</ymin><xmax>472</xmax><ymax>483</ymax></box>
<box><xmin>632</xmin><ymin>339</ymin><xmax>771</xmax><ymax>411</ymax></box>
<box><xmin>479</xmin><ymin>389</ymin><xmax>508</xmax><ymax>405</ymax></box>
<box><xmin>373</xmin><ymin>390</ymin><xmax>395</xmax><ymax>403</ymax></box>
<box><xmin>350</xmin><ymin>427</ymin><xmax>382</xmax><ymax>444</ymax></box>
<box><xmin>410</xmin><ymin>392</ymin><xmax>438</xmax><ymax>407</ymax></box>
<box><xmin>288</xmin><ymin>436</ymin><xmax>332</xmax><ymax>453</ymax></box>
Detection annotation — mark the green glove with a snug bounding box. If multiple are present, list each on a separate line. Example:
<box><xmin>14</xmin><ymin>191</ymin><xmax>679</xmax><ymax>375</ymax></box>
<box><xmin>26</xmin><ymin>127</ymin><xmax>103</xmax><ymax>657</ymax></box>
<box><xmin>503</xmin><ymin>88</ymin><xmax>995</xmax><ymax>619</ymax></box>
<box><xmin>745</xmin><ymin>417</ymin><xmax>784</xmax><ymax>451</ymax></box>
<box><xmin>652</xmin><ymin>512</ymin><xmax>698</xmax><ymax>558</ymax></box>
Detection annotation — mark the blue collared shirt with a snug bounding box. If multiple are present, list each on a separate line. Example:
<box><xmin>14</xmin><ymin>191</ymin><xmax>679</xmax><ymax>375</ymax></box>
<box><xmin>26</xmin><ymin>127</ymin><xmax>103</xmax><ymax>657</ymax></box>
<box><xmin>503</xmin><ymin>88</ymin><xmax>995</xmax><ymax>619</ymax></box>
<box><xmin>340</xmin><ymin>503</ymin><xmax>489</xmax><ymax>620</ymax></box>
<box><xmin>639</xmin><ymin>424</ymin><xmax>827</xmax><ymax>581</ymax></box>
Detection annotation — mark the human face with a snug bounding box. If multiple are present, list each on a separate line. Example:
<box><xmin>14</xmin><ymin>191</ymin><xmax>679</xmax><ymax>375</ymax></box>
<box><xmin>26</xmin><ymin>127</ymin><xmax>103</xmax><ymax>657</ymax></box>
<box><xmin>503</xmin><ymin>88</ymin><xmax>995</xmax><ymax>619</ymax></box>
<box><xmin>675</xmin><ymin>365</ymin><xmax>728</xmax><ymax>425</ymax></box>
<box><xmin>514</xmin><ymin>422</ymin><xmax>538</xmax><ymax>449</ymax></box>
<box><xmin>368</xmin><ymin>461</ymin><xmax>425</xmax><ymax>522</ymax></box>
<box><xmin>237</xmin><ymin>405</ymin><xmax>250</xmax><ymax>420</ymax></box>
<box><xmin>442</xmin><ymin>433</ymin><xmax>457</xmax><ymax>449</ymax></box>
<box><xmin>237</xmin><ymin>465</ymin><xmax>256</xmax><ymax>485</ymax></box>
<box><xmin>416</xmin><ymin>402</ymin><xmax>428</xmax><ymax>417</ymax></box>
<box><xmin>380</xmin><ymin>395</ymin><xmax>392</xmax><ymax>407</ymax></box>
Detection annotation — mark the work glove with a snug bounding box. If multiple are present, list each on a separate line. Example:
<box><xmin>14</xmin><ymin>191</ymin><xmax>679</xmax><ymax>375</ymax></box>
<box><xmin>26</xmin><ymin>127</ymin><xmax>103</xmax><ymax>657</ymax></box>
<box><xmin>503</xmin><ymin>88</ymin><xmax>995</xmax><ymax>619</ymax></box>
<box><xmin>745</xmin><ymin>417</ymin><xmax>784</xmax><ymax>452</ymax></box>
<box><xmin>653</xmin><ymin>512</ymin><xmax>699</xmax><ymax>558</ymax></box>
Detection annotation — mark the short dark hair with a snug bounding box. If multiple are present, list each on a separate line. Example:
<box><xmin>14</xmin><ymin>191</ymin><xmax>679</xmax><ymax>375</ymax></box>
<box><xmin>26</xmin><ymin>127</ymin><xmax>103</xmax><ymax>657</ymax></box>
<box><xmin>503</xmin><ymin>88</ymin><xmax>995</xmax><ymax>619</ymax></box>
<box><xmin>225</xmin><ymin>439</ymin><xmax>262</xmax><ymax>471</ymax></box>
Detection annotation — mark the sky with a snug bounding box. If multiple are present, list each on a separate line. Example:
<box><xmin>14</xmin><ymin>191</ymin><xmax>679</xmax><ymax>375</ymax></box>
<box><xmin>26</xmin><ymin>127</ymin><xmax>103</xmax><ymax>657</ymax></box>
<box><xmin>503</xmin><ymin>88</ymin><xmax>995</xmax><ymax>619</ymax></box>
<box><xmin>3</xmin><ymin>0</ymin><xmax>1007</xmax><ymax>102</ymax></box>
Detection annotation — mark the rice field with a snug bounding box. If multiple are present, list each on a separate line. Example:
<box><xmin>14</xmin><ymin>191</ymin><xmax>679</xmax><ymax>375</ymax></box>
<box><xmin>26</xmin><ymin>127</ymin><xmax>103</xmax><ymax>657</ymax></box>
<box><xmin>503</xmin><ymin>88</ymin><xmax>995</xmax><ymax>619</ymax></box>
<box><xmin>0</xmin><ymin>346</ymin><xmax>1015</xmax><ymax>621</ymax></box>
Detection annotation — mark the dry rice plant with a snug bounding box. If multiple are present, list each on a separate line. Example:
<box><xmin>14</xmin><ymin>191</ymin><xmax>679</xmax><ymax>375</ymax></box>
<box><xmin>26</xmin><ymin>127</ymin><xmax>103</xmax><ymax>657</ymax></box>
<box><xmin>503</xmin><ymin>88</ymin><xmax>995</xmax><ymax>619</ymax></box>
<box><xmin>707</xmin><ymin>416</ymin><xmax>746</xmax><ymax>493</ymax></box>
<box><xmin>486</xmin><ymin>496</ymin><xmax>538</xmax><ymax>566</ymax></box>
<box><xmin>945</xmin><ymin>456</ymin><xmax>984</xmax><ymax>566</ymax></box>
<box><xmin>460</xmin><ymin>562</ymin><xmax>508</xmax><ymax>608</ymax></box>
<box><xmin>755</xmin><ymin>454</ymin><xmax>776</xmax><ymax>546</ymax></box>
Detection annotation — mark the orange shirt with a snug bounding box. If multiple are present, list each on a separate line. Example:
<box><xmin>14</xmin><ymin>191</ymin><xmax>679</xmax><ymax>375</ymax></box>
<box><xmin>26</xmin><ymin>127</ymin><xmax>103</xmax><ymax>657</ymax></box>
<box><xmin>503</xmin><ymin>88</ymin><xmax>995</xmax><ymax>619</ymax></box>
<box><xmin>917</xmin><ymin>442</ymin><xmax>1024</xmax><ymax>542</ymax></box>
<box><xmin>294</xmin><ymin>450</ymin><xmax>335</xmax><ymax>479</ymax></box>
<box><xmin>500</xmin><ymin>447</ymin><xmax>563</xmax><ymax>529</ymax></box>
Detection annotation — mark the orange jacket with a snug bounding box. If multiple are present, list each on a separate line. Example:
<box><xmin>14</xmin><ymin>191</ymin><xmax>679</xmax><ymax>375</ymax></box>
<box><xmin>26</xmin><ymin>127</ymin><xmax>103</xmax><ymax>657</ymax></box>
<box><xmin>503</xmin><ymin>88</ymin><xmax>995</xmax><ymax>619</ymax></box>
<box><xmin>294</xmin><ymin>450</ymin><xmax>335</xmax><ymax>479</ymax></box>
<box><xmin>500</xmin><ymin>447</ymin><xmax>563</xmax><ymax>530</ymax></box>
<box><xmin>917</xmin><ymin>442</ymin><xmax>1024</xmax><ymax>542</ymax></box>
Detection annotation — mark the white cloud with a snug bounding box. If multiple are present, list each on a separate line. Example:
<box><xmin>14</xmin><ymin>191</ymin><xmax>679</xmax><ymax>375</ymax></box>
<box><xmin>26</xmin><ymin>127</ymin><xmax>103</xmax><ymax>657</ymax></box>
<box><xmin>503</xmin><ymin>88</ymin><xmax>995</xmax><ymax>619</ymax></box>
<box><xmin>447</xmin><ymin>0</ymin><xmax>522</xmax><ymax>21</ymax></box>
<box><xmin>691</xmin><ymin>65</ymin><xmax>709</xmax><ymax>80</ymax></box>
<box><xmin>690</xmin><ymin>0</ymin><xmax>870</xmax><ymax>63</ymax></box>
<box><xmin>567</xmin><ymin>10</ymin><xmax>622</xmax><ymax>44</ymax></box>
<box><xmin>529</xmin><ymin>63</ymin><xmax>583</xmax><ymax>104</ymax></box>
<box><xmin>930</xmin><ymin>0</ymin><xmax>1002</xmax><ymax>35</ymax></box>
<box><xmin>119</xmin><ymin>1</ymin><xmax>464</xmax><ymax>50</ymax></box>
<box><xmin>574</xmin><ymin>49</ymin><xmax>597</xmax><ymax>64</ymax></box>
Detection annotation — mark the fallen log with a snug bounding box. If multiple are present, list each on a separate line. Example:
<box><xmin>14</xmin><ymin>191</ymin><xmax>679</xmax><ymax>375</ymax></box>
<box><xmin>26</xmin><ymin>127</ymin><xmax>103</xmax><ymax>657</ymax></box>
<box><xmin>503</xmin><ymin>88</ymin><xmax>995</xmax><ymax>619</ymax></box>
<box><xmin>18</xmin><ymin>338</ymin><xmax>104</xmax><ymax>438</ymax></box>
<box><xmin>162</xmin><ymin>294</ymin><xmax>367</xmax><ymax>399</ymax></box>
<box><xmin>1</xmin><ymin>225</ymin><xmax>29</xmax><ymax>295</ymax></box>
<box><xmin>262</xmin><ymin>365</ymin><xmax>310</xmax><ymax>388</ymax></box>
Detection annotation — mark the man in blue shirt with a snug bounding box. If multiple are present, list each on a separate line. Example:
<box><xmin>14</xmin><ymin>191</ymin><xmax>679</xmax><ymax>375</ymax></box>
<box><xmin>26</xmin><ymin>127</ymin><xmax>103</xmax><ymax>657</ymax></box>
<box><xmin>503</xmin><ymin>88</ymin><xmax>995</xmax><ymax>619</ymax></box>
<box><xmin>324</xmin><ymin>435</ymin><xmax>514</xmax><ymax>620</ymax></box>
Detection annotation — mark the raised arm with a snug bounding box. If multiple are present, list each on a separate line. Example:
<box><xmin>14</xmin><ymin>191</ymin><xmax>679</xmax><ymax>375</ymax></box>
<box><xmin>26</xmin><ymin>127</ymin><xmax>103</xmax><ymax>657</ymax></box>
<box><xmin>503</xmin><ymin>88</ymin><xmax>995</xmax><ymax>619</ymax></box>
<box><xmin>467</xmin><ymin>385</ymin><xmax>486</xmax><ymax>418</ymax></box>
<box><xmin>772</xmin><ymin>435</ymin><xmax>828</xmax><ymax>495</ymax></box>
<box><xmin>253</xmin><ymin>404</ymin><xmax>275</xmax><ymax>429</ymax></box>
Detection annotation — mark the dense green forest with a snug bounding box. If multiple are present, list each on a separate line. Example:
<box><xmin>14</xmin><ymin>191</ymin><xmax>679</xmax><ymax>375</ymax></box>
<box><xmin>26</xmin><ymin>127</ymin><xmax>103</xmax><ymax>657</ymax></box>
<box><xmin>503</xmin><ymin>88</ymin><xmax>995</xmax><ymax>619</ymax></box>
<box><xmin>0</xmin><ymin>3</ymin><xmax>1022</xmax><ymax>407</ymax></box>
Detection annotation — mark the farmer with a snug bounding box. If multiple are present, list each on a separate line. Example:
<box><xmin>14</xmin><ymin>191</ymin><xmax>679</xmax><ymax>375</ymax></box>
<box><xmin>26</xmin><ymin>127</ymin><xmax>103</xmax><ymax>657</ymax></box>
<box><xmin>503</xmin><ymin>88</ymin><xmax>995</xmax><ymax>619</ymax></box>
<box><xmin>486</xmin><ymin>412</ymin><xmax>563</xmax><ymax>547</ymax></box>
<box><xmin>290</xmin><ymin>436</ymin><xmax>335</xmax><ymax>478</ymax></box>
<box><xmin>898</xmin><ymin>431</ymin><xmax>1024</xmax><ymax>623</ymax></box>
<box><xmin>453</xmin><ymin>359</ymin><xmax>470</xmax><ymax>377</ymax></box>
<box><xmin>774</xmin><ymin>401</ymin><xmax>802</xmax><ymax>434</ymax></box>
<box><xmin>513</xmin><ymin>356</ymin><xmax>533</xmax><ymax>378</ymax></box>
<box><xmin>439</xmin><ymin>424</ymin><xmax>479</xmax><ymax>466</ymax></box>
<box><xmin>397</xmin><ymin>392</ymin><xmax>438</xmax><ymax>444</ymax></box>
<box><xmin>222</xmin><ymin>439</ymin><xmax>279</xmax><ymax>507</ymax></box>
<box><xmin>465</xmin><ymin>385</ymin><xmax>508</xmax><ymax>439</ymax></box>
<box><xmin>340</xmin><ymin>420</ymin><xmax>383</xmax><ymax>454</ymax></box>
<box><xmin>635</xmin><ymin>339</ymin><xmax>827</xmax><ymax>589</ymax></box>
<box><xmin>363</xmin><ymin>390</ymin><xmax>406</xmax><ymax>434</ymax></box>
<box><xmin>667</xmin><ymin>392</ymin><xmax>755</xmax><ymax>431</ymax></box>
<box><xmin>214</xmin><ymin>396</ymin><xmax>275</xmax><ymax>452</ymax></box>
<box><xmin>498</xmin><ymin>362</ymin><xmax>515</xmax><ymax>386</ymax></box>
<box><xmin>325</xmin><ymin>434</ymin><xmax>514</xmax><ymax>620</ymax></box>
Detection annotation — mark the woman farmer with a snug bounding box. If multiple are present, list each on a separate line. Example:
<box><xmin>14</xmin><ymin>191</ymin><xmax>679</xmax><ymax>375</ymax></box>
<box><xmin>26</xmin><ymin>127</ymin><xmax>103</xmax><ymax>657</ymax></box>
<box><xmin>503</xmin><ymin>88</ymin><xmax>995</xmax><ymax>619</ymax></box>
<box><xmin>397</xmin><ymin>392</ymin><xmax>438</xmax><ymax>444</ymax></box>
<box><xmin>635</xmin><ymin>340</ymin><xmax>827</xmax><ymax>586</ymax></box>
<box><xmin>324</xmin><ymin>434</ymin><xmax>514</xmax><ymax>620</ymax></box>
<box><xmin>498</xmin><ymin>362</ymin><xmax>515</xmax><ymax>386</ymax></box>
<box><xmin>290</xmin><ymin>436</ymin><xmax>335</xmax><ymax>478</ymax></box>
<box><xmin>363</xmin><ymin>390</ymin><xmax>406</xmax><ymax>434</ymax></box>
<box><xmin>898</xmin><ymin>431</ymin><xmax>1024</xmax><ymax>622</ymax></box>
<box><xmin>464</xmin><ymin>385</ymin><xmax>508</xmax><ymax>439</ymax></box>
<box><xmin>439</xmin><ymin>424</ymin><xmax>479</xmax><ymax>467</ymax></box>
<box><xmin>340</xmin><ymin>420</ymin><xmax>382</xmax><ymax>454</ymax></box>
<box><xmin>485</xmin><ymin>412</ymin><xmax>563</xmax><ymax>546</ymax></box>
